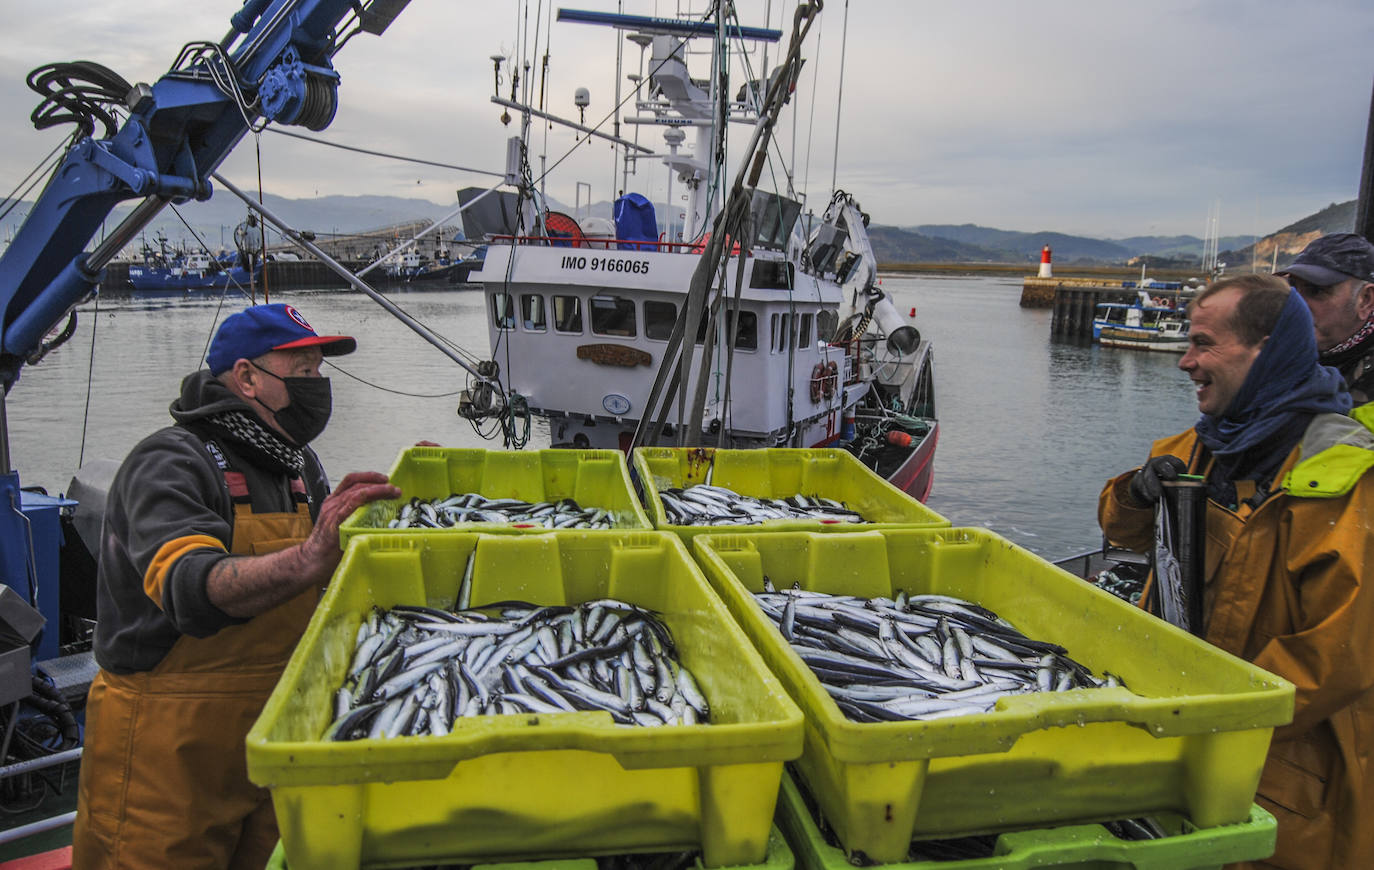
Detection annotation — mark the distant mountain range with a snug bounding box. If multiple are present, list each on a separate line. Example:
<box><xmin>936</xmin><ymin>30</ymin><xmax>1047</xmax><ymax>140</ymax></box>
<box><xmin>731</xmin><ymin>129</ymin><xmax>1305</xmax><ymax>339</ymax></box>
<box><xmin>4</xmin><ymin>192</ymin><xmax>1358</xmax><ymax>269</ymax></box>
<box><xmin>867</xmin><ymin>206</ymin><xmax>1355</xmax><ymax>267</ymax></box>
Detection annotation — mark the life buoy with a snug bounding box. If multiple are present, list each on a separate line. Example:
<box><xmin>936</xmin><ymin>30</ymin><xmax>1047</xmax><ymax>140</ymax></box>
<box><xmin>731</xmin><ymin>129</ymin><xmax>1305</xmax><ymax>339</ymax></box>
<box><xmin>810</xmin><ymin>361</ymin><xmax>839</xmax><ymax>403</ymax></box>
<box><xmin>809</xmin><ymin>363</ymin><xmax>826</xmax><ymax>403</ymax></box>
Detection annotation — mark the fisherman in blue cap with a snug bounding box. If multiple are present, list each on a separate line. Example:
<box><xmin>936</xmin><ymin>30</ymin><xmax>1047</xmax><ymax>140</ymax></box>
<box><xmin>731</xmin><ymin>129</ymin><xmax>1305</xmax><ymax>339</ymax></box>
<box><xmin>72</xmin><ymin>303</ymin><xmax>401</xmax><ymax>869</ymax></box>
<box><xmin>1279</xmin><ymin>232</ymin><xmax>1374</xmax><ymax>404</ymax></box>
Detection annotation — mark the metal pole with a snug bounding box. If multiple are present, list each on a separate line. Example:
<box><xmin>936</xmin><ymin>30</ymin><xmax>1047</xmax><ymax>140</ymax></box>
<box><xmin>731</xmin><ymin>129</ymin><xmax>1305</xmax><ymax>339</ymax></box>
<box><xmin>0</xmin><ymin>811</ymin><xmax>77</xmax><ymax>845</ymax></box>
<box><xmin>0</xmin><ymin>747</ymin><xmax>82</xmax><ymax>781</ymax></box>
<box><xmin>211</xmin><ymin>173</ymin><xmax>494</xmax><ymax>384</ymax></box>
<box><xmin>830</xmin><ymin>0</ymin><xmax>849</xmax><ymax>198</ymax></box>
<box><xmin>86</xmin><ymin>197</ymin><xmax>169</xmax><ymax>272</ymax></box>
<box><xmin>0</xmin><ymin>390</ymin><xmax>9</xmax><ymax>475</ymax></box>
<box><xmin>1356</xmin><ymin>75</ymin><xmax>1374</xmax><ymax>244</ymax></box>
<box><xmin>1161</xmin><ymin>478</ymin><xmax>1206</xmax><ymax>635</ymax></box>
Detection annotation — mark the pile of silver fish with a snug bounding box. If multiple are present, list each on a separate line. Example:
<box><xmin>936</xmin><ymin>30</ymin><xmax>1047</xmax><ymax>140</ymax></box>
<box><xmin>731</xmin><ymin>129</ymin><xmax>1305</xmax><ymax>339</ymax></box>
<box><xmin>325</xmin><ymin>563</ymin><xmax>709</xmax><ymax>741</ymax></box>
<box><xmin>753</xmin><ymin>580</ymin><xmax>1120</xmax><ymax>722</ymax></box>
<box><xmin>658</xmin><ymin>484</ymin><xmax>865</xmax><ymax>526</ymax></box>
<box><xmin>377</xmin><ymin>493</ymin><xmax>617</xmax><ymax>529</ymax></box>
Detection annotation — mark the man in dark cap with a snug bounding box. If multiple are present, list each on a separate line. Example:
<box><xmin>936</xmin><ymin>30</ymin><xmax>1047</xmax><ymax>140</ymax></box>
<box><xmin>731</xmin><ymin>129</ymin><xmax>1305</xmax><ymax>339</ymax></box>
<box><xmin>1279</xmin><ymin>232</ymin><xmax>1374</xmax><ymax>404</ymax></box>
<box><xmin>72</xmin><ymin>303</ymin><xmax>401</xmax><ymax>869</ymax></box>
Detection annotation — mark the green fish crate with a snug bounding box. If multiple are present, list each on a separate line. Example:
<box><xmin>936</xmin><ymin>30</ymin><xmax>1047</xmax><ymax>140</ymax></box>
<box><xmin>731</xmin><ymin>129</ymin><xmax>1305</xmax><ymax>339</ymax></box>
<box><xmin>340</xmin><ymin>447</ymin><xmax>653</xmax><ymax>546</ymax></box>
<box><xmin>631</xmin><ymin>448</ymin><xmax>948</xmax><ymax>543</ymax></box>
<box><xmin>691</xmin><ymin>528</ymin><xmax>1294</xmax><ymax>865</ymax></box>
<box><xmin>246</xmin><ymin>531</ymin><xmax>803</xmax><ymax>870</ymax></box>
<box><xmin>776</xmin><ymin>771</ymin><xmax>1277</xmax><ymax>870</ymax></box>
<box><xmin>264</xmin><ymin>822</ymin><xmax>796</xmax><ymax>869</ymax></box>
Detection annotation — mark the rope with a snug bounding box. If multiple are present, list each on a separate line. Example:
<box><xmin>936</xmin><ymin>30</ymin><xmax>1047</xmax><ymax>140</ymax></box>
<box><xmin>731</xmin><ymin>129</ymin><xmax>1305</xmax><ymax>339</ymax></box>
<box><xmin>265</xmin><ymin>128</ymin><xmax>505</xmax><ymax>178</ymax></box>
<box><xmin>0</xmin><ymin>136</ymin><xmax>73</xmax><ymax>225</ymax></box>
<box><xmin>78</xmin><ymin>293</ymin><xmax>99</xmax><ymax>470</ymax></box>
<box><xmin>324</xmin><ymin>361</ymin><xmax>464</xmax><ymax>399</ymax></box>
<box><xmin>830</xmin><ymin>0</ymin><xmax>849</xmax><ymax>197</ymax></box>
<box><xmin>255</xmin><ymin>133</ymin><xmax>268</xmax><ymax>301</ymax></box>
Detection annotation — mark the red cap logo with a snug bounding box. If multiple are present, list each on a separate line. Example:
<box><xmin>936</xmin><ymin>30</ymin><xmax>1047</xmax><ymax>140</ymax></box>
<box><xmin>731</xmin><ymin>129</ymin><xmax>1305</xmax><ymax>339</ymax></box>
<box><xmin>285</xmin><ymin>305</ymin><xmax>313</xmax><ymax>332</ymax></box>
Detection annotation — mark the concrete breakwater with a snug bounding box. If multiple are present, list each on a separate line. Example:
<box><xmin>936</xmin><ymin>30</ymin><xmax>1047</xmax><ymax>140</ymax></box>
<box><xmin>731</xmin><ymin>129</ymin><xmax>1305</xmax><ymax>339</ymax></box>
<box><xmin>1025</xmin><ymin>278</ymin><xmax>1196</xmax><ymax>342</ymax></box>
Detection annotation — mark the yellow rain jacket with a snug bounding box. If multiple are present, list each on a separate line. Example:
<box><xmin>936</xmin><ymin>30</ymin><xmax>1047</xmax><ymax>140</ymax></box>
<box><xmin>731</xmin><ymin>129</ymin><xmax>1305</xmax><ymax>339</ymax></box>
<box><xmin>1098</xmin><ymin>406</ymin><xmax>1374</xmax><ymax>870</ymax></box>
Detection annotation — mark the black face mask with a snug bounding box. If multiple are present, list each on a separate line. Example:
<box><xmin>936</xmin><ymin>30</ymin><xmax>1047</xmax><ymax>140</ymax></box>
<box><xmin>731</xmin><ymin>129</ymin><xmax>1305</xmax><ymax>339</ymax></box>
<box><xmin>251</xmin><ymin>362</ymin><xmax>333</xmax><ymax>446</ymax></box>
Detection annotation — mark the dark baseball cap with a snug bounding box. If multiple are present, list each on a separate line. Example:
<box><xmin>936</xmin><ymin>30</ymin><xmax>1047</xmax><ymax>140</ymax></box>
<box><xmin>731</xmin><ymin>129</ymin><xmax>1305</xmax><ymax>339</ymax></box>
<box><xmin>207</xmin><ymin>303</ymin><xmax>356</xmax><ymax>375</ymax></box>
<box><xmin>1279</xmin><ymin>233</ymin><xmax>1374</xmax><ymax>288</ymax></box>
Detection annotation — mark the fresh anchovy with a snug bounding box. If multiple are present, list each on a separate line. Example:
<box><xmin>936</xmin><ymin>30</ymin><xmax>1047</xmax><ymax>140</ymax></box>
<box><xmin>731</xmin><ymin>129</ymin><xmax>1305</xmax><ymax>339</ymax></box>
<box><xmin>378</xmin><ymin>493</ymin><xmax>618</xmax><ymax>530</ymax></box>
<box><xmin>754</xmin><ymin>583</ymin><xmax>1124</xmax><ymax>722</ymax></box>
<box><xmin>325</xmin><ymin>598</ymin><xmax>711</xmax><ymax>740</ymax></box>
<box><xmin>658</xmin><ymin>484</ymin><xmax>865</xmax><ymax>527</ymax></box>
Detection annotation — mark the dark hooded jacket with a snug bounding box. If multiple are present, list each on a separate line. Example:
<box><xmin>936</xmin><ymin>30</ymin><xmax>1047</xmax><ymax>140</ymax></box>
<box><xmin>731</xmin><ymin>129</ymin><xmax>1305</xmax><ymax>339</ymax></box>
<box><xmin>92</xmin><ymin>370</ymin><xmax>328</xmax><ymax>674</ymax></box>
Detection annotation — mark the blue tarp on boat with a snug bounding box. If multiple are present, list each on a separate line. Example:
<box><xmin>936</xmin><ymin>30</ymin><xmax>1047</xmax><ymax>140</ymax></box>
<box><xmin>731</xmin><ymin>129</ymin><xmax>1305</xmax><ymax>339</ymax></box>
<box><xmin>614</xmin><ymin>193</ymin><xmax>657</xmax><ymax>250</ymax></box>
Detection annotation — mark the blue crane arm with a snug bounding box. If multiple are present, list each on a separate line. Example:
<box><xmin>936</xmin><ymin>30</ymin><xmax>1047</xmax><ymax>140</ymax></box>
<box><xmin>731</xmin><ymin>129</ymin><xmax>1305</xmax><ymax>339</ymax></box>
<box><xmin>0</xmin><ymin>0</ymin><xmax>411</xmax><ymax>386</ymax></box>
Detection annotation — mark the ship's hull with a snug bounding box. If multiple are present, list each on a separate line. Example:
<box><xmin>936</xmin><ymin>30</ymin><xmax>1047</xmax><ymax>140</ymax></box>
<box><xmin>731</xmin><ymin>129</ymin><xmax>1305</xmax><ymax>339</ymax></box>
<box><xmin>127</xmin><ymin>265</ymin><xmax>262</xmax><ymax>294</ymax></box>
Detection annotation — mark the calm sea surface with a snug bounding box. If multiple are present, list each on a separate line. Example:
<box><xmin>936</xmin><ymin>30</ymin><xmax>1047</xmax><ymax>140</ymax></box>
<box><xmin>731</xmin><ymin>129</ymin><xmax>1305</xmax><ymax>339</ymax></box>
<box><xmin>7</xmin><ymin>274</ymin><xmax>1200</xmax><ymax>560</ymax></box>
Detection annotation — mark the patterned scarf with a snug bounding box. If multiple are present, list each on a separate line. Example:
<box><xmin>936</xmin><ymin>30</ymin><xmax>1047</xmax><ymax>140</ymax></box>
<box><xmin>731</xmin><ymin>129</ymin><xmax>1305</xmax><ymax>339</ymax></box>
<box><xmin>1324</xmin><ymin>313</ymin><xmax>1374</xmax><ymax>357</ymax></box>
<box><xmin>204</xmin><ymin>410</ymin><xmax>306</xmax><ymax>476</ymax></box>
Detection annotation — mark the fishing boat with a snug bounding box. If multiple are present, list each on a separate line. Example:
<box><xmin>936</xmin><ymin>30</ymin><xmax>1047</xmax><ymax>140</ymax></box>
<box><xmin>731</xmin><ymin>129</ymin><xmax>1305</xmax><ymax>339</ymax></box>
<box><xmin>367</xmin><ymin>245</ymin><xmax>482</xmax><ymax>286</ymax></box>
<box><xmin>467</xmin><ymin>6</ymin><xmax>938</xmax><ymax>500</ymax></box>
<box><xmin>1092</xmin><ymin>290</ymin><xmax>1190</xmax><ymax>352</ymax></box>
<box><xmin>125</xmin><ymin>232</ymin><xmax>262</xmax><ymax>295</ymax></box>
<box><xmin>0</xmin><ymin>0</ymin><xmax>943</xmax><ymax>857</ymax></box>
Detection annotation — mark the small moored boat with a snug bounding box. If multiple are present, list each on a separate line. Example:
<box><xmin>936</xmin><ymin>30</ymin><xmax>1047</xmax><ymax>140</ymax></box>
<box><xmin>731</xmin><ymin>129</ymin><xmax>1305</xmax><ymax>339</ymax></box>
<box><xmin>1093</xmin><ymin>291</ymin><xmax>1190</xmax><ymax>352</ymax></box>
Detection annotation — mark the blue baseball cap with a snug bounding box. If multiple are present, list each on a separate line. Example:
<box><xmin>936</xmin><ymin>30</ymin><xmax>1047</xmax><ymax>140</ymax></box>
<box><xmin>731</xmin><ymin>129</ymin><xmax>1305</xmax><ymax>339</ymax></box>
<box><xmin>207</xmin><ymin>304</ymin><xmax>356</xmax><ymax>375</ymax></box>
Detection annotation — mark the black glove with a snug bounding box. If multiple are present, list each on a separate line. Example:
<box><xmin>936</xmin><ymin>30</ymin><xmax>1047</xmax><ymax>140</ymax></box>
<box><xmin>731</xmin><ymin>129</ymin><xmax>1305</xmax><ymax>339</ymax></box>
<box><xmin>1128</xmin><ymin>455</ymin><xmax>1187</xmax><ymax>507</ymax></box>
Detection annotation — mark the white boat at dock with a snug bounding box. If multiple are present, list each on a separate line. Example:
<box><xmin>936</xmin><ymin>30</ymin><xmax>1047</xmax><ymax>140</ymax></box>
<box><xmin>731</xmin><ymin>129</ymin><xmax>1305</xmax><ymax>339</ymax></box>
<box><xmin>466</xmin><ymin>5</ymin><xmax>938</xmax><ymax>499</ymax></box>
<box><xmin>1092</xmin><ymin>290</ymin><xmax>1191</xmax><ymax>352</ymax></box>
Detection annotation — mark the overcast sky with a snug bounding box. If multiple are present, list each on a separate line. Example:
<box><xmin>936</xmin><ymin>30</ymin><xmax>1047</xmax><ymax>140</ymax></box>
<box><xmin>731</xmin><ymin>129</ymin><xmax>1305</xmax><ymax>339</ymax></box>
<box><xmin>2</xmin><ymin>0</ymin><xmax>1372</xmax><ymax>239</ymax></box>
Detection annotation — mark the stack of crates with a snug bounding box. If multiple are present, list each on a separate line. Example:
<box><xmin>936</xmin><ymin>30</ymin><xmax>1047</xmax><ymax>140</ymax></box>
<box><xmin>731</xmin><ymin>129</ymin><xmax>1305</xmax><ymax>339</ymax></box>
<box><xmin>690</xmin><ymin>527</ymin><xmax>1294</xmax><ymax>869</ymax></box>
<box><xmin>252</xmin><ymin>447</ymin><xmax>1293</xmax><ymax>869</ymax></box>
<box><xmin>249</xmin><ymin>446</ymin><xmax>804</xmax><ymax>870</ymax></box>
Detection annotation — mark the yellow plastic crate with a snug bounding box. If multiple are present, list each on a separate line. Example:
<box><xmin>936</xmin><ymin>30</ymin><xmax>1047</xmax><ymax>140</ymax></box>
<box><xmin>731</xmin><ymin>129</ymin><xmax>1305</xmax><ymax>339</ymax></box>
<box><xmin>341</xmin><ymin>448</ymin><xmax>652</xmax><ymax>546</ymax></box>
<box><xmin>691</xmin><ymin>529</ymin><xmax>1294</xmax><ymax>865</ymax></box>
<box><xmin>246</xmin><ymin>531</ymin><xmax>803</xmax><ymax>870</ymax></box>
<box><xmin>776</xmin><ymin>772</ymin><xmax>1278</xmax><ymax>870</ymax></box>
<box><xmin>631</xmin><ymin>448</ymin><xmax>948</xmax><ymax>543</ymax></box>
<box><xmin>265</xmin><ymin>823</ymin><xmax>796</xmax><ymax>869</ymax></box>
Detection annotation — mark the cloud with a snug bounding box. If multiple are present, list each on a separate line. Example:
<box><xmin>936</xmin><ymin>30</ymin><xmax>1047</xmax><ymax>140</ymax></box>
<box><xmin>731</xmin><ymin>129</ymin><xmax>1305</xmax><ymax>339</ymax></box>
<box><xmin>1</xmin><ymin>0</ymin><xmax>1371</xmax><ymax>240</ymax></box>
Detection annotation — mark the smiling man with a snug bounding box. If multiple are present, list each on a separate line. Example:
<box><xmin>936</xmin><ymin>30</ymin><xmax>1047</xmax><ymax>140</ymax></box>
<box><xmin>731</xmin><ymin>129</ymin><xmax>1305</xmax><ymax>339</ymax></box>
<box><xmin>1097</xmin><ymin>273</ymin><xmax>1374</xmax><ymax>869</ymax></box>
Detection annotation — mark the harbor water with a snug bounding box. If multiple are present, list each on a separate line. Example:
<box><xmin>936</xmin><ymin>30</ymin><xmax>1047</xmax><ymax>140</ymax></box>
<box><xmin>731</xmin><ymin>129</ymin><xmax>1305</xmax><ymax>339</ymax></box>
<box><xmin>7</xmin><ymin>274</ymin><xmax>1200</xmax><ymax>560</ymax></box>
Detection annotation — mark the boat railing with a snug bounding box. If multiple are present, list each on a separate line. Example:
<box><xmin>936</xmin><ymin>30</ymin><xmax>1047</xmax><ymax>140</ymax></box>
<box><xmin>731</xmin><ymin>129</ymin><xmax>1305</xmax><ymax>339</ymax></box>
<box><xmin>489</xmin><ymin>234</ymin><xmax>714</xmax><ymax>254</ymax></box>
<box><xmin>1052</xmin><ymin>543</ymin><xmax>1148</xmax><ymax>580</ymax></box>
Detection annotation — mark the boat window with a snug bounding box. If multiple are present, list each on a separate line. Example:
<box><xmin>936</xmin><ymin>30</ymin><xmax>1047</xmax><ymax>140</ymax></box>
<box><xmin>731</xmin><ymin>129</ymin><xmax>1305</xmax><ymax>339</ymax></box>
<box><xmin>735</xmin><ymin>311</ymin><xmax>758</xmax><ymax>351</ymax></box>
<box><xmin>553</xmin><ymin>295</ymin><xmax>583</xmax><ymax>333</ymax></box>
<box><xmin>549</xmin><ymin>294</ymin><xmax>582</xmax><ymax>331</ymax></box>
<box><xmin>645</xmin><ymin>301</ymin><xmax>677</xmax><ymax>341</ymax></box>
<box><xmin>817</xmin><ymin>309</ymin><xmax>839</xmax><ymax>343</ymax></box>
<box><xmin>693</xmin><ymin>309</ymin><xmax>758</xmax><ymax>351</ymax></box>
<box><xmin>798</xmin><ymin>313</ymin><xmax>813</xmax><ymax>349</ymax></box>
<box><xmin>772</xmin><ymin>314</ymin><xmax>790</xmax><ymax>353</ymax></box>
<box><xmin>590</xmin><ymin>295</ymin><xmax>637</xmax><ymax>337</ymax></box>
<box><xmin>521</xmin><ymin>294</ymin><xmax>546</xmax><ymax>331</ymax></box>
<box><xmin>492</xmin><ymin>292</ymin><xmax>515</xmax><ymax>330</ymax></box>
